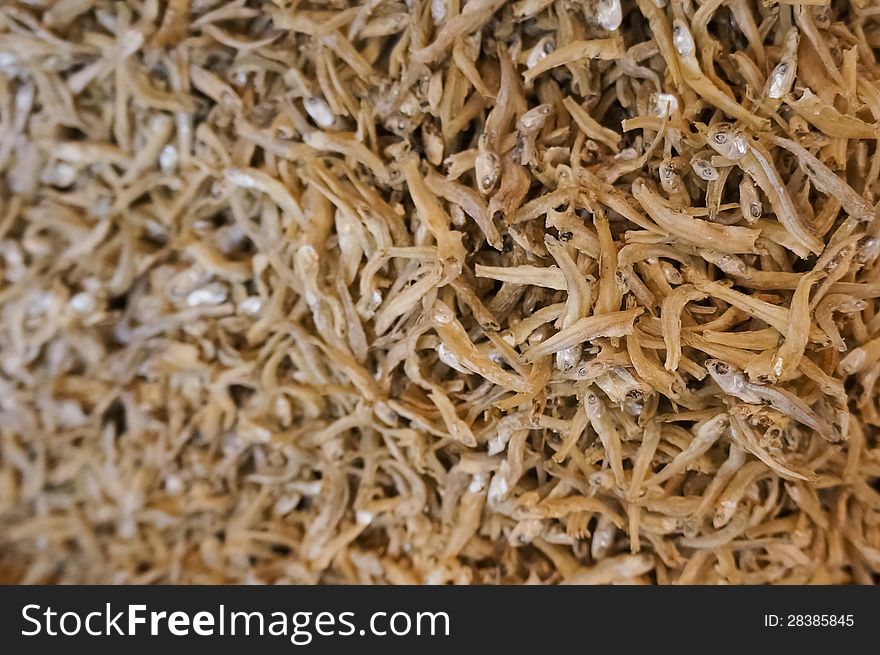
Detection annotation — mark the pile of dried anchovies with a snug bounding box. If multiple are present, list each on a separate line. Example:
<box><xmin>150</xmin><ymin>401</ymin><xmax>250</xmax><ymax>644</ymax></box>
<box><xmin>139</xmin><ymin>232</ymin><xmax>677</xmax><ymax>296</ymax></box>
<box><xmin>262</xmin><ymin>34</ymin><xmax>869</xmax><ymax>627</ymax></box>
<box><xmin>1</xmin><ymin>0</ymin><xmax>880</xmax><ymax>583</ymax></box>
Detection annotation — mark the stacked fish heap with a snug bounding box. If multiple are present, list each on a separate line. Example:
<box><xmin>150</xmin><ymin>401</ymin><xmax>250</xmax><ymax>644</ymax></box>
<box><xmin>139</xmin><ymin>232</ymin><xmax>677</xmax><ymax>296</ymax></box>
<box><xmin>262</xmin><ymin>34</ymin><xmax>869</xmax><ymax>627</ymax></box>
<box><xmin>1</xmin><ymin>0</ymin><xmax>879</xmax><ymax>584</ymax></box>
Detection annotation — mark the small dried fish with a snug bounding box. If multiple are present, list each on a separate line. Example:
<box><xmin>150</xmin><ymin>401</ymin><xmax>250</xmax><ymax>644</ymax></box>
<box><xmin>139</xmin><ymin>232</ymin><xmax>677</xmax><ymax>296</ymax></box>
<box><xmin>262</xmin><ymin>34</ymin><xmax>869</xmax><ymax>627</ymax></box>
<box><xmin>671</xmin><ymin>18</ymin><xmax>768</xmax><ymax>130</ymax></box>
<box><xmin>787</xmin><ymin>89</ymin><xmax>880</xmax><ymax>139</ymax></box>
<box><xmin>648</xmin><ymin>413</ymin><xmax>729</xmax><ymax>486</ymax></box>
<box><xmin>706</xmin><ymin>123</ymin><xmax>823</xmax><ymax>256</ymax></box>
<box><xmin>523</xmin><ymin>38</ymin><xmax>625</xmax><ymax>83</ymax></box>
<box><xmin>705</xmin><ymin>360</ymin><xmax>840</xmax><ymax>442</ymax></box>
<box><xmin>3</xmin><ymin>0</ymin><xmax>877</xmax><ymax>588</ymax></box>
<box><xmin>633</xmin><ymin>180</ymin><xmax>761</xmax><ymax>254</ymax></box>
<box><xmin>524</xmin><ymin>309</ymin><xmax>644</xmax><ymax>361</ymax></box>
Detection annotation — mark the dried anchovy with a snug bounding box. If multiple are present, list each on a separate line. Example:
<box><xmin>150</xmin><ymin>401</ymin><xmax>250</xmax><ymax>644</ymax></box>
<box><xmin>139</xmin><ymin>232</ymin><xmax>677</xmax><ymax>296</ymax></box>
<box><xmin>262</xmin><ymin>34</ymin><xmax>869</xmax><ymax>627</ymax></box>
<box><xmin>0</xmin><ymin>1</ymin><xmax>878</xmax><ymax>587</ymax></box>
